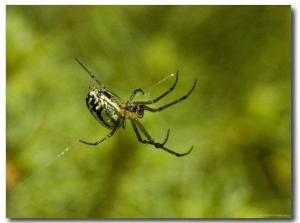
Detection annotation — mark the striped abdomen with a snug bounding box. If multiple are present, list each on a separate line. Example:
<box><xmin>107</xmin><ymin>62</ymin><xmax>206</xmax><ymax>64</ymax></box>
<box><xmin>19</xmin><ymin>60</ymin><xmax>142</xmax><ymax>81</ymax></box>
<box><xmin>86</xmin><ymin>86</ymin><xmax>121</xmax><ymax>129</ymax></box>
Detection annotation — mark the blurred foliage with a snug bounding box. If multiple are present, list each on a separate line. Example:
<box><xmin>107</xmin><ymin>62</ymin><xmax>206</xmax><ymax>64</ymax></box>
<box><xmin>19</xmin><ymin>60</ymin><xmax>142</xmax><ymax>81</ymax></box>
<box><xmin>6</xmin><ymin>5</ymin><xmax>290</xmax><ymax>218</ymax></box>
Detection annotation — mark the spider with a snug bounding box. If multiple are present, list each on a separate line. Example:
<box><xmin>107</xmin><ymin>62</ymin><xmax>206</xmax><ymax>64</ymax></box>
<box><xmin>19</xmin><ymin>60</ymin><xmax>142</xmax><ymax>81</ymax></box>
<box><xmin>76</xmin><ymin>58</ymin><xmax>197</xmax><ymax>157</ymax></box>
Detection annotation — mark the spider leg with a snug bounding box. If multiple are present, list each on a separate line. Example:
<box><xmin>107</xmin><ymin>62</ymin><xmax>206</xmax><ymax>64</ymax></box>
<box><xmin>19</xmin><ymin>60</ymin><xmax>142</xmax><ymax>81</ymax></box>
<box><xmin>143</xmin><ymin>77</ymin><xmax>197</xmax><ymax>113</ymax></box>
<box><xmin>135</xmin><ymin>71</ymin><xmax>179</xmax><ymax>105</ymax></box>
<box><xmin>131</xmin><ymin>119</ymin><xmax>193</xmax><ymax>157</ymax></box>
<box><xmin>129</xmin><ymin>88</ymin><xmax>145</xmax><ymax>102</ymax></box>
<box><xmin>75</xmin><ymin>58</ymin><xmax>106</xmax><ymax>88</ymax></box>
<box><xmin>131</xmin><ymin>119</ymin><xmax>168</xmax><ymax>144</ymax></box>
<box><xmin>160</xmin><ymin>145</ymin><xmax>193</xmax><ymax>157</ymax></box>
<box><xmin>80</xmin><ymin>119</ymin><xmax>122</xmax><ymax>146</ymax></box>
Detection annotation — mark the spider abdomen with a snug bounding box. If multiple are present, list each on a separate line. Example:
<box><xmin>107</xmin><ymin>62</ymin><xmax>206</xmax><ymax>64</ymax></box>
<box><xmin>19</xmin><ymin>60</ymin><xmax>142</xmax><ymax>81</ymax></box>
<box><xmin>86</xmin><ymin>86</ymin><xmax>122</xmax><ymax>129</ymax></box>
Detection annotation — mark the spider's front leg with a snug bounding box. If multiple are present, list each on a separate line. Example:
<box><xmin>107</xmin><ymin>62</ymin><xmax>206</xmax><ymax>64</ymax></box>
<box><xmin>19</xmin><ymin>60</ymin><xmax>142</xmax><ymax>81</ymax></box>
<box><xmin>129</xmin><ymin>89</ymin><xmax>145</xmax><ymax>102</ymax></box>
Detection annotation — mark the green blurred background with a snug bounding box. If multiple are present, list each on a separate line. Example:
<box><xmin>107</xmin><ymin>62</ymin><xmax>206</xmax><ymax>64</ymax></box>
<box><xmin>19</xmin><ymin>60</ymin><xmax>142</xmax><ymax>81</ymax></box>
<box><xmin>6</xmin><ymin>6</ymin><xmax>291</xmax><ymax>218</ymax></box>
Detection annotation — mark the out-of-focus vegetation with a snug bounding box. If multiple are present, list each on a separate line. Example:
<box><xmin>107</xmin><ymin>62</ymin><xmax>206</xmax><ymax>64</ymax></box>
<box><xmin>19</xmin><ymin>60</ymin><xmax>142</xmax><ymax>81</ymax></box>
<box><xmin>6</xmin><ymin>6</ymin><xmax>290</xmax><ymax>218</ymax></box>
